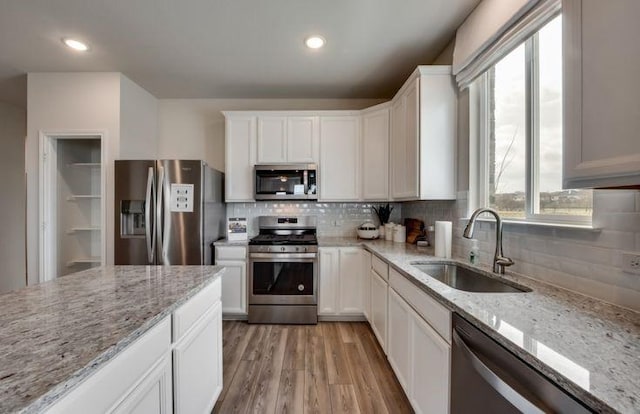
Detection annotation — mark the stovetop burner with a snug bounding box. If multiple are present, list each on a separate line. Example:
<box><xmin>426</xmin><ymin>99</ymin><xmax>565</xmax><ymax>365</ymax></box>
<box><xmin>249</xmin><ymin>216</ymin><xmax>318</xmax><ymax>246</ymax></box>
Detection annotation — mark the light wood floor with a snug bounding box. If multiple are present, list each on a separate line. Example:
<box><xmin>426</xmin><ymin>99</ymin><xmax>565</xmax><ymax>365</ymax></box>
<box><xmin>214</xmin><ymin>321</ymin><xmax>413</xmax><ymax>414</ymax></box>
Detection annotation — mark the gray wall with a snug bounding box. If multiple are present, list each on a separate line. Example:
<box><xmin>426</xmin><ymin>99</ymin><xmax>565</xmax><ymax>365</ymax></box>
<box><xmin>0</xmin><ymin>102</ymin><xmax>26</xmax><ymax>293</ymax></box>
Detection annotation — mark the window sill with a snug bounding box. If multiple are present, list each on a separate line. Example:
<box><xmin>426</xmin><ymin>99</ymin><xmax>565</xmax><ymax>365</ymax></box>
<box><xmin>460</xmin><ymin>217</ymin><xmax>600</xmax><ymax>232</ymax></box>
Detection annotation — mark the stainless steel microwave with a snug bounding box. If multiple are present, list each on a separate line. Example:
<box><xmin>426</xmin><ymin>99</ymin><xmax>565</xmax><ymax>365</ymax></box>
<box><xmin>254</xmin><ymin>164</ymin><xmax>317</xmax><ymax>200</ymax></box>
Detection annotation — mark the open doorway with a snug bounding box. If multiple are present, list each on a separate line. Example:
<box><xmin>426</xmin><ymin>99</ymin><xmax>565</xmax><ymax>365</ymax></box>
<box><xmin>39</xmin><ymin>132</ymin><xmax>106</xmax><ymax>281</ymax></box>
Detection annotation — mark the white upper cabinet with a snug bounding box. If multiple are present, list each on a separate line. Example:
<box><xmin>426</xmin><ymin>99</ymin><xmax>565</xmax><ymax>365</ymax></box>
<box><xmin>563</xmin><ymin>0</ymin><xmax>640</xmax><ymax>188</ymax></box>
<box><xmin>223</xmin><ymin>113</ymin><xmax>256</xmax><ymax>202</ymax></box>
<box><xmin>390</xmin><ymin>66</ymin><xmax>457</xmax><ymax>200</ymax></box>
<box><xmin>287</xmin><ymin>116</ymin><xmax>319</xmax><ymax>163</ymax></box>
<box><xmin>362</xmin><ymin>105</ymin><xmax>391</xmax><ymax>201</ymax></box>
<box><xmin>256</xmin><ymin>115</ymin><xmax>319</xmax><ymax>164</ymax></box>
<box><xmin>319</xmin><ymin>116</ymin><xmax>361</xmax><ymax>201</ymax></box>
<box><xmin>257</xmin><ymin>116</ymin><xmax>287</xmax><ymax>163</ymax></box>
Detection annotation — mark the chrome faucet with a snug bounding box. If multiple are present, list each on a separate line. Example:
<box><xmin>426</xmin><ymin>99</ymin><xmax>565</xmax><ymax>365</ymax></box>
<box><xmin>463</xmin><ymin>207</ymin><xmax>514</xmax><ymax>274</ymax></box>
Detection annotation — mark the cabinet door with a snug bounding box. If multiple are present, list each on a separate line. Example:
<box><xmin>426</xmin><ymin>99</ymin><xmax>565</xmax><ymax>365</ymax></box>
<box><xmin>257</xmin><ymin>116</ymin><xmax>287</xmax><ymax>163</ymax></box>
<box><xmin>361</xmin><ymin>250</ymin><xmax>372</xmax><ymax>321</ymax></box>
<box><xmin>338</xmin><ymin>247</ymin><xmax>363</xmax><ymax>314</ymax></box>
<box><xmin>390</xmin><ymin>96</ymin><xmax>407</xmax><ymax>199</ymax></box>
<box><xmin>225</xmin><ymin>116</ymin><xmax>256</xmax><ymax>201</ymax></box>
<box><xmin>387</xmin><ymin>288</ymin><xmax>411</xmax><ymax>392</ymax></box>
<box><xmin>404</xmin><ymin>79</ymin><xmax>420</xmax><ymax>199</ymax></box>
<box><xmin>410</xmin><ymin>309</ymin><xmax>450</xmax><ymax>414</ymax></box>
<box><xmin>370</xmin><ymin>269</ymin><xmax>388</xmax><ymax>352</ymax></box>
<box><xmin>287</xmin><ymin>117</ymin><xmax>319</xmax><ymax>162</ymax></box>
<box><xmin>318</xmin><ymin>248</ymin><xmax>339</xmax><ymax>315</ymax></box>
<box><xmin>319</xmin><ymin>116</ymin><xmax>361</xmax><ymax>201</ymax></box>
<box><xmin>362</xmin><ymin>108</ymin><xmax>390</xmax><ymax>200</ymax></box>
<box><xmin>112</xmin><ymin>353</ymin><xmax>173</xmax><ymax>414</ymax></box>
<box><xmin>563</xmin><ymin>0</ymin><xmax>640</xmax><ymax>188</ymax></box>
<box><xmin>216</xmin><ymin>260</ymin><xmax>246</xmax><ymax>315</ymax></box>
<box><xmin>173</xmin><ymin>302</ymin><xmax>223</xmax><ymax>414</ymax></box>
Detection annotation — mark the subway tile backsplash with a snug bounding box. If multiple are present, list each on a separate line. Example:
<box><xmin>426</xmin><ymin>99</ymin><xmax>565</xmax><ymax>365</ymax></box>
<box><xmin>402</xmin><ymin>190</ymin><xmax>640</xmax><ymax>312</ymax></box>
<box><xmin>227</xmin><ymin>202</ymin><xmax>402</xmax><ymax>237</ymax></box>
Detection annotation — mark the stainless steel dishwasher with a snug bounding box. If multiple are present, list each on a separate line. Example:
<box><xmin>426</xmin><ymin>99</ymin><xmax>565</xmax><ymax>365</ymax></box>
<box><xmin>452</xmin><ymin>314</ymin><xmax>593</xmax><ymax>413</ymax></box>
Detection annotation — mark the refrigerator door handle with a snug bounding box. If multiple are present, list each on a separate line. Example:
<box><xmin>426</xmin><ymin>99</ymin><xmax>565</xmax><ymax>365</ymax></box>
<box><xmin>156</xmin><ymin>165</ymin><xmax>165</xmax><ymax>264</ymax></box>
<box><xmin>145</xmin><ymin>167</ymin><xmax>155</xmax><ymax>264</ymax></box>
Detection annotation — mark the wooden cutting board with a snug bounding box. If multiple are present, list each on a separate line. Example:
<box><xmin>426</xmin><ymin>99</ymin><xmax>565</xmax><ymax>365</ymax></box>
<box><xmin>404</xmin><ymin>218</ymin><xmax>424</xmax><ymax>244</ymax></box>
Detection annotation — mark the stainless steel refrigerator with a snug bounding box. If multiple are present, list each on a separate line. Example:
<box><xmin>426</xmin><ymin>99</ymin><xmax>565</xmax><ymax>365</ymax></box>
<box><xmin>114</xmin><ymin>160</ymin><xmax>225</xmax><ymax>265</ymax></box>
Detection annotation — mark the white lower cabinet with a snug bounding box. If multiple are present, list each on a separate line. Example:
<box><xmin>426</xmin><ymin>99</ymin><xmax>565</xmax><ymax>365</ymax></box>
<box><xmin>112</xmin><ymin>353</ymin><xmax>173</xmax><ymax>414</ymax></box>
<box><xmin>369</xmin><ymin>269</ymin><xmax>388</xmax><ymax>351</ymax></box>
<box><xmin>410</xmin><ymin>309</ymin><xmax>450</xmax><ymax>414</ymax></box>
<box><xmin>173</xmin><ymin>302</ymin><xmax>223</xmax><ymax>414</ymax></box>
<box><xmin>215</xmin><ymin>246</ymin><xmax>247</xmax><ymax>316</ymax></box>
<box><xmin>387</xmin><ymin>288</ymin><xmax>411</xmax><ymax>390</ymax></box>
<box><xmin>319</xmin><ymin>247</ymin><xmax>366</xmax><ymax>316</ymax></box>
<box><xmin>361</xmin><ymin>250</ymin><xmax>372</xmax><ymax>322</ymax></box>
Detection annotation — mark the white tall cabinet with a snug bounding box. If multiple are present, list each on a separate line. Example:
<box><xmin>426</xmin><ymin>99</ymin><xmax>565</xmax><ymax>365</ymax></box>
<box><xmin>563</xmin><ymin>0</ymin><xmax>640</xmax><ymax>188</ymax></box>
<box><xmin>390</xmin><ymin>66</ymin><xmax>457</xmax><ymax>200</ymax></box>
<box><xmin>319</xmin><ymin>116</ymin><xmax>361</xmax><ymax>201</ymax></box>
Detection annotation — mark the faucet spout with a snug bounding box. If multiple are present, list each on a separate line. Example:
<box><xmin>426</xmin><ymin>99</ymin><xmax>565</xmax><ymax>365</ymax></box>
<box><xmin>463</xmin><ymin>207</ymin><xmax>514</xmax><ymax>274</ymax></box>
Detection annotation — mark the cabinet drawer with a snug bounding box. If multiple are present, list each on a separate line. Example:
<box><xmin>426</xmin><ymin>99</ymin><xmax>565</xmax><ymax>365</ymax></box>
<box><xmin>173</xmin><ymin>278</ymin><xmax>222</xmax><ymax>342</ymax></box>
<box><xmin>371</xmin><ymin>254</ymin><xmax>389</xmax><ymax>281</ymax></box>
<box><xmin>389</xmin><ymin>268</ymin><xmax>451</xmax><ymax>343</ymax></box>
<box><xmin>215</xmin><ymin>246</ymin><xmax>247</xmax><ymax>261</ymax></box>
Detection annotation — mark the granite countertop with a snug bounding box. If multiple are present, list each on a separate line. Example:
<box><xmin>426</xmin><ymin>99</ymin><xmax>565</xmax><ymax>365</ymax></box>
<box><xmin>321</xmin><ymin>238</ymin><xmax>639</xmax><ymax>413</ymax></box>
<box><xmin>213</xmin><ymin>238</ymin><xmax>248</xmax><ymax>246</ymax></box>
<box><xmin>0</xmin><ymin>265</ymin><xmax>224</xmax><ymax>413</ymax></box>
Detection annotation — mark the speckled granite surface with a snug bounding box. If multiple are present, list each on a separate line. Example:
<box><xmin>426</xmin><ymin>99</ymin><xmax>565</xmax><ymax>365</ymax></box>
<box><xmin>213</xmin><ymin>238</ymin><xmax>248</xmax><ymax>246</ymax></box>
<box><xmin>0</xmin><ymin>265</ymin><xmax>224</xmax><ymax>413</ymax></box>
<box><xmin>321</xmin><ymin>238</ymin><xmax>639</xmax><ymax>413</ymax></box>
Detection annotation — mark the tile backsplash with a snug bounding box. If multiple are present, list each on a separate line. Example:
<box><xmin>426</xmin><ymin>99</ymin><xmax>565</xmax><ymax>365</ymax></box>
<box><xmin>402</xmin><ymin>190</ymin><xmax>640</xmax><ymax>312</ymax></box>
<box><xmin>227</xmin><ymin>202</ymin><xmax>402</xmax><ymax>237</ymax></box>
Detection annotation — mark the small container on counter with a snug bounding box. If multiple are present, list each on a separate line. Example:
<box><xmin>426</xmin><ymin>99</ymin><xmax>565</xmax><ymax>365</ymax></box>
<box><xmin>393</xmin><ymin>225</ymin><xmax>406</xmax><ymax>243</ymax></box>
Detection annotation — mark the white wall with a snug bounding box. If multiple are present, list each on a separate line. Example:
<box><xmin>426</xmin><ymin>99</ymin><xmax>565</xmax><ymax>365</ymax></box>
<box><xmin>158</xmin><ymin>98</ymin><xmax>385</xmax><ymax>171</ymax></box>
<box><xmin>26</xmin><ymin>73</ymin><xmax>121</xmax><ymax>284</ymax></box>
<box><xmin>0</xmin><ymin>102</ymin><xmax>26</xmax><ymax>292</ymax></box>
<box><xmin>120</xmin><ymin>74</ymin><xmax>158</xmax><ymax>159</ymax></box>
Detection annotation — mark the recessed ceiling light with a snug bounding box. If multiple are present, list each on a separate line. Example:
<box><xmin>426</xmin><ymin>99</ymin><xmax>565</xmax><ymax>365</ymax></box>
<box><xmin>305</xmin><ymin>36</ymin><xmax>326</xmax><ymax>49</ymax></box>
<box><xmin>62</xmin><ymin>38</ymin><xmax>89</xmax><ymax>52</ymax></box>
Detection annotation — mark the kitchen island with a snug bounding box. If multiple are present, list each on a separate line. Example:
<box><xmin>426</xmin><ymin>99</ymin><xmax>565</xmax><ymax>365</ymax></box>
<box><xmin>0</xmin><ymin>265</ymin><xmax>224</xmax><ymax>413</ymax></box>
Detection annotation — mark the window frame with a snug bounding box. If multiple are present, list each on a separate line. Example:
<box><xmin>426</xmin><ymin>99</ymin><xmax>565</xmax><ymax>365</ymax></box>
<box><xmin>470</xmin><ymin>13</ymin><xmax>592</xmax><ymax>226</ymax></box>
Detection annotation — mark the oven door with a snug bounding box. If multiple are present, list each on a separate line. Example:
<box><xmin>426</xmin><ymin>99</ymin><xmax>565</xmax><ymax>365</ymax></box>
<box><xmin>249</xmin><ymin>252</ymin><xmax>317</xmax><ymax>305</ymax></box>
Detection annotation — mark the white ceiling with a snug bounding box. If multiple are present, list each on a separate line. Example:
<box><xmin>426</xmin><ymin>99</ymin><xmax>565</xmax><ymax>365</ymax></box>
<box><xmin>0</xmin><ymin>0</ymin><xmax>480</xmax><ymax>107</ymax></box>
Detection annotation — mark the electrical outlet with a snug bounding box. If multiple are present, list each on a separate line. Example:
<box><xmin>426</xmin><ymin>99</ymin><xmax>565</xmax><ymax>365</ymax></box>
<box><xmin>622</xmin><ymin>252</ymin><xmax>640</xmax><ymax>275</ymax></box>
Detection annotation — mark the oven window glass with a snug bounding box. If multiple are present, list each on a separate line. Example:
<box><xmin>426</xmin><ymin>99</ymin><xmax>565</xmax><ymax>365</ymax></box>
<box><xmin>256</xmin><ymin>170</ymin><xmax>304</xmax><ymax>195</ymax></box>
<box><xmin>252</xmin><ymin>262</ymin><xmax>314</xmax><ymax>295</ymax></box>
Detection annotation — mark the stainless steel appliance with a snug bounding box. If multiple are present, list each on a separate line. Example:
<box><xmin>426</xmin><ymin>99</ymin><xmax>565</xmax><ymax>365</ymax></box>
<box><xmin>254</xmin><ymin>164</ymin><xmax>317</xmax><ymax>200</ymax></box>
<box><xmin>452</xmin><ymin>314</ymin><xmax>592</xmax><ymax>413</ymax></box>
<box><xmin>248</xmin><ymin>216</ymin><xmax>318</xmax><ymax>324</ymax></box>
<box><xmin>114</xmin><ymin>160</ymin><xmax>225</xmax><ymax>265</ymax></box>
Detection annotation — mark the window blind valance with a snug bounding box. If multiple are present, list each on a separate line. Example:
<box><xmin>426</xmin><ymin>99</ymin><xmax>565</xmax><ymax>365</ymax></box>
<box><xmin>453</xmin><ymin>0</ymin><xmax>560</xmax><ymax>89</ymax></box>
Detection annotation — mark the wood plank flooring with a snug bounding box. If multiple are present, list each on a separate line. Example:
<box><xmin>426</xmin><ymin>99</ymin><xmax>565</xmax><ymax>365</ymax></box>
<box><xmin>214</xmin><ymin>321</ymin><xmax>413</xmax><ymax>414</ymax></box>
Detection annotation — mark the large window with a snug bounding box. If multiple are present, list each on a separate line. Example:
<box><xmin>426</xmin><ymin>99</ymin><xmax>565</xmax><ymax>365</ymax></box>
<box><xmin>474</xmin><ymin>15</ymin><xmax>592</xmax><ymax>223</ymax></box>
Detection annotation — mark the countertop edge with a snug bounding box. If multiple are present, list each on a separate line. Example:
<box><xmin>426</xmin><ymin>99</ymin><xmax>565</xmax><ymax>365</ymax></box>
<box><xmin>21</xmin><ymin>268</ymin><xmax>225</xmax><ymax>414</ymax></box>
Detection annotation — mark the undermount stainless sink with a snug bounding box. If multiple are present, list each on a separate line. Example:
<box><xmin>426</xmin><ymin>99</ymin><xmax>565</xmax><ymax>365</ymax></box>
<box><xmin>412</xmin><ymin>262</ymin><xmax>531</xmax><ymax>293</ymax></box>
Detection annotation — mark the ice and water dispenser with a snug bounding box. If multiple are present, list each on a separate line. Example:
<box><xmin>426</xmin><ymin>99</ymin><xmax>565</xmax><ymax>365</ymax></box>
<box><xmin>120</xmin><ymin>200</ymin><xmax>146</xmax><ymax>237</ymax></box>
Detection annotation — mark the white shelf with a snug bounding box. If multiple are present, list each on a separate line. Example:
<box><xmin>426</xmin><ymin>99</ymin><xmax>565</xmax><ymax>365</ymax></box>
<box><xmin>66</xmin><ymin>227</ymin><xmax>101</xmax><ymax>234</ymax></box>
<box><xmin>67</xmin><ymin>195</ymin><xmax>102</xmax><ymax>201</ymax></box>
<box><xmin>66</xmin><ymin>257</ymin><xmax>102</xmax><ymax>267</ymax></box>
<box><xmin>68</xmin><ymin>162</ymin><xmax>101</xmax><ymax>168</ymax></box>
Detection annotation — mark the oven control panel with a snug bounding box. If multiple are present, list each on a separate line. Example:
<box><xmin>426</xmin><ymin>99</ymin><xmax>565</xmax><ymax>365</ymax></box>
<box><xmin>249</xmin><ymin>245</ymin><xmax>318</xmax><ymax>254</ymax></box>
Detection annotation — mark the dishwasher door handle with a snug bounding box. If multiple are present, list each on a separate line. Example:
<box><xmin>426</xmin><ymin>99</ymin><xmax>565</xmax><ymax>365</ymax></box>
<box><xmin>453</xmin><ymin>330</ymin><xmax>546</xmax><ymax>414</ymax></box>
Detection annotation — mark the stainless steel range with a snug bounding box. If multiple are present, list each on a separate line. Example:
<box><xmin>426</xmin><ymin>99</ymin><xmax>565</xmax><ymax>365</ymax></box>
<box><xmin>248</xmin><ymin>216</ymin><xmax>318</xmax><ymax>324</ymax></box>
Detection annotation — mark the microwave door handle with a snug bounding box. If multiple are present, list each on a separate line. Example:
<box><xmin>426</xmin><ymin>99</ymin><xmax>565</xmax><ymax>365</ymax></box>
<box><xmin>145</xmin><ymin>167</ymin><xmax>154</xmax><ymax>264</ymax></box>
<box><xmin>452</xmin><ymin>331</ymin><xmax>547</xmax><ymax>414</ymax></box>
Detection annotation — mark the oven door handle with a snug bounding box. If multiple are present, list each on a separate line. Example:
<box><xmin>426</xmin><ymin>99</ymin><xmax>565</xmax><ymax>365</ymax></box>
<box><xmin>249</xmin><ymin>253</ymin><xmax>317</xmax><ymax>260</ymax></box>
